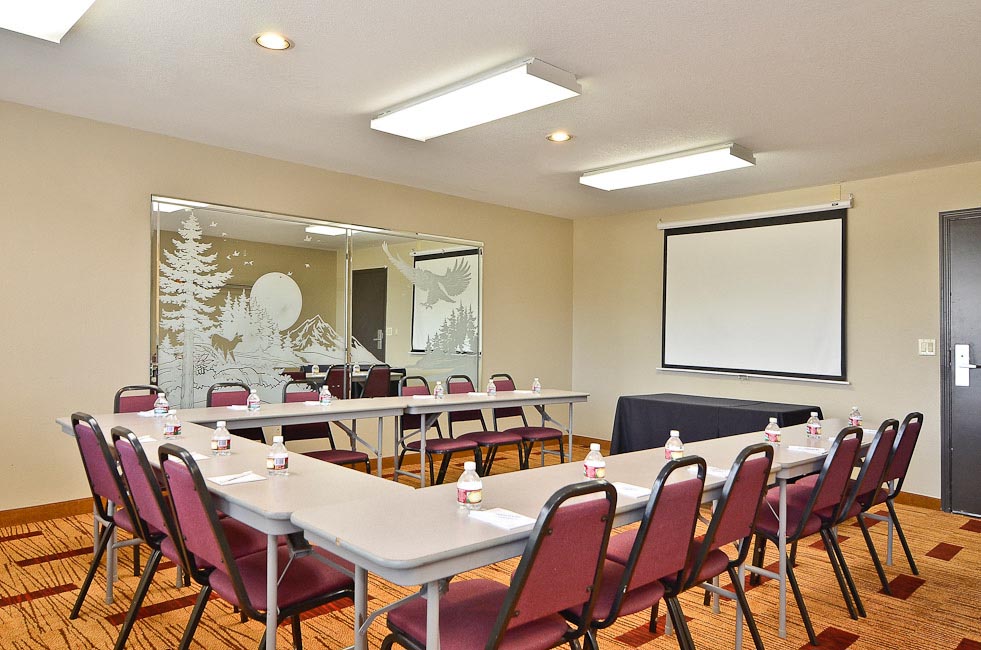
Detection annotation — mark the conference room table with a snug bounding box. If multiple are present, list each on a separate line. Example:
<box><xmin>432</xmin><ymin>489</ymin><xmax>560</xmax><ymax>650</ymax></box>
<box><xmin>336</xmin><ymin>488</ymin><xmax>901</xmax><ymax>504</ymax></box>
<box><xmin>293</xmin><ymin>418</ymin><xmax>864</xmax><ymax>649</ymax></box>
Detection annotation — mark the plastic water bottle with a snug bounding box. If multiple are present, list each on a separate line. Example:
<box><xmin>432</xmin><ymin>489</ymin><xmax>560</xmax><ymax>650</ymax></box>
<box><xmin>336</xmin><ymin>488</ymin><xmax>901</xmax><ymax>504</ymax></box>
<box><xmin>163</xmin><ymin>409</ymin><xmax>182</xmax><ymax>438</ymax></box>
<box><xmin>266</xmin><ymin>436</ymin><xmax>289</xmax><ymax>476</ymax></box>
<box><xmin>352</xmin><ymin>363</ymin><xmax>361</xmax><ymax>374</ymax></box>
<box><xmin>211</xmin><ymin>421</ymin><xmax>231</xmax><ymax>456</ymax></box>
<box><xmin>247</xmin><ymin>389</ymin><xmax>261</xmax><ymax>412</ymax></box>
<box><xmin>153</xmin><ymin>392</ymin><xmax>169</xmax><ymax>416</ymax></box>
<box><xmin>583</xmin><ymin>443</ymin><xmax>606</xmax><ymax>479</ymax></box>
<box><xmin>434</xmin><ymin>381</ymin><xmax>445</xmax><ymax>399</ymax></box>
<box><xmin>486</xmin><ymin>379</ymin><xmax>497</xmax><ymax>396</ymax></box>
<box><xmin>806</xmin><ymin>412</ymin><xmax>822</xmax><ymax>438</ymax></box>
<box><xmin>764</xmin><ymin>417</ymin><xmax>781</xmax><ymax>444</ymax></box>
<box><xmin>665</xmin><ymin>430</ymin><xmax>684</xmax><ymax>460</ymax></box>
<box><xmin>456</xmin><ymin>461</ymin><xmax>483</xmax><ymax>510</ymax></box>
<box><xmin>531</xmin><ymin>377</ymin><xmax>542</xmax><ymax>394</ymax></box>
<box><xmin>849</xmin><ymin>406</ymin><xmax>862</xmax><ymax>427</ymax></box>
<box><xmin>319</xmin><ymin>383</ymin><xmax>333</xmax><ymax>405</ymax></box>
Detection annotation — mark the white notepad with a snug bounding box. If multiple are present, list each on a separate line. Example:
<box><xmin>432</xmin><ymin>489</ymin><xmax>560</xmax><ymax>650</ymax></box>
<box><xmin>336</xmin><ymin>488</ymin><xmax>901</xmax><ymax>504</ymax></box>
<box><xmin>613</xmin><ymin>482</ymin><xmax>652</xmax><ymax>499</ymax></box>
<box><xmin>512</xmin><ymin>390</ymin><xmax>535</xmax><ymax>394</ymax></box>
<box><xmin>412</xmin><ymin>395</ymin><xmax>435</xmax><ymax>400</ymax></box>
<box><xmin>303</xmin><ymin>401</ymin><xmax>326</xmax><ymax>406</ymax></box>
<box><xmin>469</xmin><ymin>508</ymin><xmax>536</xmax><ymax>530</ymax></box>
<box><xmin>468</xmin><ymin>392</ymin><xmax>488</xmax><ymax>397</ymax></box>
<box><xmin>862</xmin><ymin>428</ymin><xmax>878</xmax><ymax>436</ymax></box>
<box><xmin>190</xmin><ymin>451</ymin><xmax>210</xmax><ymax>461</ymax></box>
<box><xmin>137</xmin><ymin>435</ymin><xmax>157</xmax><ymax>443</ymax></box>
<box><xmin>787</xmin><ymin>445</ymin><xmax>826</xmax><ymax>454</ymax></box>
<box><xmin>208</xmin><ymin>471</ymin><xmax>267</xmax><ymax>486</ymax></box>
<box><xmin>226</xmin><ymin>405</ymin><xmax>248</xmax><ymax>411</ymax></box>
<box><xmin>137</xmin><ymin>410</ymin><xmax>161</xmax><ymax>417</ymax></box>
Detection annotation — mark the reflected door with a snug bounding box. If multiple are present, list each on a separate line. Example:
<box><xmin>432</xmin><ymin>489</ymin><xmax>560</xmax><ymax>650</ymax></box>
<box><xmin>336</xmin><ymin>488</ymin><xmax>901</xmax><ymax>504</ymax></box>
<box><xmin>353</xmin><ymin>268</ymin><xmax>387</xmax><ymax>362</ymax></box>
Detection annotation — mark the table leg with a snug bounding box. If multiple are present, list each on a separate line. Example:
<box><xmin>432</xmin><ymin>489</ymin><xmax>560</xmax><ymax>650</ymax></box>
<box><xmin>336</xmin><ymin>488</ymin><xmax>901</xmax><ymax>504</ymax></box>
<box><xmin>425</xmin><ymin>580</ymin><xmax>441</xmax><ymax>650</ymax></box>
<box><xmin>778</xmin><ymin>478</ymin><xmax>788</xmax><ymax>638</ymax></box>
<box><xmin>567</xmin><ymin>403</ymin><xmax>574</xmax><ymax>460</ymax></box>
<box><xmin>376</xmin><ymin>417</ymin><xmax>384</xmax><ymax>478</ymax></box>
<box><xmin>419</xmin><ymin>414</ymin><xmax>432</xmax><ymax>488</ymax></box>
<box><xmin>266</xmin><ymin>534</ymin><xmax>278</xmax><ymax>649</ymax></box>
<box><xmin>354</xmin><ymin>566</ymin><xmax>368</xmax><ymax>650</ymax></box>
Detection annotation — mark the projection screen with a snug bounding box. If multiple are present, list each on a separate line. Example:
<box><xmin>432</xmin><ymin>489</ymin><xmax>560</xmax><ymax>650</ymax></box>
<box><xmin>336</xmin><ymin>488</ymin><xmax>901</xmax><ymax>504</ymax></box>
<box><xmin>661</xmin><ymin>209</ymin><xmax>846</xmax><ymax>381</ymax></box>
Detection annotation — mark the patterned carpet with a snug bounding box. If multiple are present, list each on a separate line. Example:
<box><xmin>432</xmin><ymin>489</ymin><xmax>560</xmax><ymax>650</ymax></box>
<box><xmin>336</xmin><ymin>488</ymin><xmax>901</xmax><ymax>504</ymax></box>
<box><xmin>2</xmin><ymin>443</ymin><xmax>979</xmax><ymax>649</ymax></box>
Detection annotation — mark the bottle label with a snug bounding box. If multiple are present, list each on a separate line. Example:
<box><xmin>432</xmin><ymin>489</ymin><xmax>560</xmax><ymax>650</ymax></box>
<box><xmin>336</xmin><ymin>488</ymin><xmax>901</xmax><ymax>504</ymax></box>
<box><xmin>154</xmin><ymin>406</ymin><xmax>167</xmax><ymax>415</ymax></box>
<box><xmin>584</xmin><ymin>462</ymin><xmax>606</xmax><ymax>479</ymax></box>
<box><xmin>248</xmin><ymin>401</ymin><xmax>260</xmax><ymax>411</ymax></box>
<box><xmin>667</xmin><ymin>448</ymin><xmax>684</xmax><ymax>460</ymax></box>
<box><xmin>212</xmin><ymin>437</ymin><xmax>230</xmax><ymax>451</ymax></box>
<box><xmin>806</xmin><ymin>423</ymin><xmax>822</xmax><ymax>436</ymax></box>
<box><xmin>164</xmin><ymin>423</ymin><xmax>181</xmax><ymax>438</ymax></box>
<box><xmin>849</xmin><ymin>416</ymin><xmax>861</xmax><ymax>426</ymax></box>
<box><xmin>267</xmin><ymin>455</ymin><xmax>288</xmax><ymax>471</ymax></box>
<box><xmin>765</xmin><ymin>430</ymin><xmax>781</xmax><ymax>443</ymax></box>
<box><xmin>457</xmin><ymin>487</ymin><xmax>482</xmax><ymax>505</ymax></box>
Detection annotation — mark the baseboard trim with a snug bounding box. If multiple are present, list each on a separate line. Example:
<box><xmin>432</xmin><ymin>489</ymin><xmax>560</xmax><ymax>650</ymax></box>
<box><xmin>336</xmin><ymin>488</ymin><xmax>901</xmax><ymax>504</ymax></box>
<box><xmin>0</xmin><ymin>498</ymin><xmax>92</xmax><ymax>528</ymax></box>
<box><xmin>893</xmin><ymin>492</ymin><xmax>941</xmax><ymax>510</ymax></box>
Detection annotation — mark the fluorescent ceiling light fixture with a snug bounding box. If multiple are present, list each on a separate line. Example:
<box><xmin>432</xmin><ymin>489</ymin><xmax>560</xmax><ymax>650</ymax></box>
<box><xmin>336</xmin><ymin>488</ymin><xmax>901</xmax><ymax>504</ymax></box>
<box><xmin>370</xmin><ymin>57</ymin><xmax>581</xmax><ymax>142</ymax></box>
<box><xmin>305</xmin><ymin>225</ymin><xmax>347</xmax><ymax>237</ymax></box>
<box><xmin>0</xmin><ymin>0</ymin><xmax>96</xmax><ymax>43</ymax></box>
<box><xmin>152</xmin><ymin>198</ymin><xmax>208</xmax><ymax>213</ymax></box>
<box><xmin>579</xmin><ymin>143</ymin><xmax>756</xmax><ymax>191</ymax></box>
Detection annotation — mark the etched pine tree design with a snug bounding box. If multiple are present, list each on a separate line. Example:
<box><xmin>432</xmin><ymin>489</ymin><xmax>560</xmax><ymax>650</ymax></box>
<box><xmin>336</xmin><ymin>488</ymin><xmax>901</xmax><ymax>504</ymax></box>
<box><xmin>159</xmin><ymin>212</ymin><xmax>233</xmax><ymax>406</ymax></box>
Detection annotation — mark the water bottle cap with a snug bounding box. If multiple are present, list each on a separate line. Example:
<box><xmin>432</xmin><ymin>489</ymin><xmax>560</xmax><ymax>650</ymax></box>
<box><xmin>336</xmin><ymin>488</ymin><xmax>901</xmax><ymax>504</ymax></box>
<box><xmin>463</xmin><ymin>461</ymin><xmax>476</xmax><ymax>471</ymax></box>
<box><xmin>217</xmin><ymin>420</ymin><xmax>226</xmax><ymax>427</ymax></box>
<box><xmin>250</xmin><ymin>388</ymin><xmax>257</xmax><ymax>393</ymax></box>
<box><xmin>810</xmin><ymin>412</ymin><xmax>818</xmax><ymax>417</ymax></box>
<box><xmin>159</xmin><ymin>392</ymin><xmax>166</xmax><ymax>398</ymax></box>
<box><xmin>272</xmin><ymin>436</ymin><xmax>284</xmax><ymax>444</ymax></box>
<box><xmin>589</xmin><ymin>443</ymin><xmax>600</xmax><ymax>451</ymax></box>
<box><xmin>852</xmin><ymin>406</ymin><xmax>858</xmax><ymax>410</ymax></box>
<box><xmin>670</xmin><ymin>429</ymin><xmax>680</xmax><ymax>436</ymax></box>
<box><xmin>769</xmin><ymin>417</ymin><xmax>778</xmax><ymax>423</ymax></box>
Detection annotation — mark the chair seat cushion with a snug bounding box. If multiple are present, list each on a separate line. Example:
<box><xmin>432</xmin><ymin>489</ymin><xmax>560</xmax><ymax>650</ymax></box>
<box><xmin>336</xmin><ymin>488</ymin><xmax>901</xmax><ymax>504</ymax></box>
<box><xmin>209</xmin><ymin>546</ymin><xmax>353</xmax><ymax>612</ymax></box>
<box><xmin>387</xmin><ymin>578</ymin><xmax>571</xmax><ymax>650</ymax></box>
<box><xmin>688</xmin><ymin>548</ymin><xmax>731</xmax><ymax>584</ymax></box>
<box><xmin>456</xmin><ymin>431</ymin><xmax>523</xmax><ymax>446</ymax></box>
<box><xmin>756</xmin><ymin>491</ymin><xmax>823</xmax><ymax>540</ymax></box>
<box><xmin>505</xmin><ymin>426</ymin><xmax>563</xmax><ymax>442</ymax></box>
<box><xmin>588</xmin><ymin>559</ymin><xmax>665</xmax><ymax>621</ymax></box>
<box><xmin>304</xmin><ymin>449</ymin><xmax>369</xmax><ymax>466</ymax></box>
<box><xmin>606</xmin><ymin>529</ymin><xmax>638</xmax><ymax>566</ymax></box>
<box><xmin>164</xmin><ymin>518</ymin><xmax>268</xmax><ymax>568</ymax></box>
<box><xmin>406</xmin><ymin>438</ymin><xmax>479</xmax><ymax>453</ymax></box>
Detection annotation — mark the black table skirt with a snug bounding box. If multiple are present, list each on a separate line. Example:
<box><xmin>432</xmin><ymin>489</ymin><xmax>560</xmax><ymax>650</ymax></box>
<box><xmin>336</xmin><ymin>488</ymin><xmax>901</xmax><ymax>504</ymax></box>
<box><xmin>611</xmin><ymin>393</ymin><xmax>823</xmax><ymax>454</ymax></box>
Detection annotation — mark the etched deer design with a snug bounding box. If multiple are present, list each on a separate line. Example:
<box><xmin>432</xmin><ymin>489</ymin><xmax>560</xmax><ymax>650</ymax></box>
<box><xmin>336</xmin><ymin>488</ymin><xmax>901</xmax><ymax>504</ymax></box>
<box><xmin>211</xmin><ymin>333</ymin><xmax>243</xmax><ymax>363</ymax></box>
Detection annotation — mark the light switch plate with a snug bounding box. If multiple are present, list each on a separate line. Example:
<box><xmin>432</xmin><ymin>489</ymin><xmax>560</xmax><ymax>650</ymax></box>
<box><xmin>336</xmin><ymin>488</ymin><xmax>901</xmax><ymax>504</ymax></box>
<box><xmin>918</xmin><ymin>339</ymin><xmax>936</xmax><ymax>355</ymax></box>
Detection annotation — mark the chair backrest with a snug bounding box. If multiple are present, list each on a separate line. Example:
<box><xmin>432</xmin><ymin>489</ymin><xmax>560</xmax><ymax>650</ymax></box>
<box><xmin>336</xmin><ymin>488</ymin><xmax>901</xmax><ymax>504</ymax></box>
<box><xmin>158</xmin><ymin>444</ymin><xmax>255</xmax><ymax>613</ymax></box>
<box><xmin>112</xmin><ymin>427</ymin><xmax>182</xmax><ymax>558</ymax></box>
<box><xmin>282</xmin><ymin>379</ymin><xmax>332</xmax><ymax>442</ymax></box>
<box><xmin>614</xmin><ymin>456</ymin><xmax>706</xmax><ymax>608</ymax></box>
<box><xmin>398</xmin><ymin>376</ymin><xmax>441</xmax><ymax>436</ymax></box>
<box><xmin>324</xmin><ymin>365</ymin><xmax>349</xmax><ymax>399</ymax></box>
<box><xmin>843</xmin><ymin>419</ymin><xmax>898</xmax><ymax>517</ymax></box>
<box><xmin>787</xmin><ymin>427</ymin><xmax>863</xmax><ymax>535</ymax></box>
<box><xmin>71</xmin><ymin>413</ymin><xmax>136</xmax><ymax>526</ymax></box>
<box><xmin>445</xmin><ymin>375</ymin><xmax>487</xmax><ymax>429</ymax></box>
<box><xmin>361</xmin><ymin>364</ymin><xmax>392</xmax><ymax>398</ymax></box>
<box><xmin>206</xmin><ymin>381</ymin><xmax>250</xmax><ymax>407</ymax></box>
<box><xmin>489</xmin><ymin>373</ymin><xmax>528</xmax><ymax>427</ymax></box>
<box><xmin>487</xmin><ymin>481</ymin><xmax>617</xmax><ymax>648</ymax></box>
<box><xmin>883</xmin><ymin>412</ymin><xmax>923</xmax><ymax>495</ymax></box>
<box><xmin>687</xmin><ymin>443</ymin><xmax>774</xmax><ymax>585</ymax></box>
<box><xmin>114</xmin><ymin>384</ymin><xmax>163</xmax><ymax>414</ymax></box>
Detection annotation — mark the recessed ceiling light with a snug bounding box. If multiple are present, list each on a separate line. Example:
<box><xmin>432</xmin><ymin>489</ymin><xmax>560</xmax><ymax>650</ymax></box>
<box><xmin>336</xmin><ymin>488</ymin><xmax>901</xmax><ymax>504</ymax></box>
<box><xmin>305</xmin><ymin>225</ymin><xmax>347</xmax><ymax>237</ymax></box>
<box><xmin>370</xmin><ymin>57</ymin><xmax>581</xmax><ymax>142</ymax></box>
<box><xmin>0</xmin><ymin>0</ymin><xmax>95</xmax><ymax>43</ymax></box>
<box><xmin>546</xmin><ymin>131</ymin><xmax>573</xmax><ymax>143</ymax></box>
<box><xmin>579</xmin><ymin>143</ymin><xmax>756</xmax><ymax>191</ymax></box>
<box><xmin>255</xmin><ymin>32</ymin><xmax>292</xmax><ymax>51</ymax></box>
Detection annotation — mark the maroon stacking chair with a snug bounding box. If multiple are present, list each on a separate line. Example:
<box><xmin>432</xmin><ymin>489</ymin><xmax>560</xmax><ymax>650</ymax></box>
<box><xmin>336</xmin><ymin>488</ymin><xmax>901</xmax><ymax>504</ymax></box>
<box><xmin>68</xmin><ymin>413</ymin><xmax>145</xmax><ymax>616</ymax></box>
<box><xmin>396</xmin><ymin>376</ymin><xmax>479</xmax><ymax>485</ymax></box>
<box><xmin>158</xmin><ymin>444</ymin><xmax>355</xmax><ymax>650</ymax></box>
<box><xmin>282</xmin><ymin>379</ymin><xmax>370</xmax><ymax>471</ymax></box>
<box><xmin>446</xmin><ymin>374</ymin><xmax>524</xmax><ymax>475</ymax></box>
<box><xmin>110</xmin><ymin>427</ymin><xmax>266</xmax><ymax>650</ymax></box>
<box><xmin>206</xmin><ymin>381</ymin><xmax>265</xmax><ymax>442</ymax></box>
<box><xmin>564</xmin><ymin>457</ymin><xmax>706</xmax><ymax>650</ymax></box>
<box><xmin>677</xmin><ymin>443</ymin><xmax>773</xmax><ymax>650</ymax></box>
<box><xmin>324</xmin><ymin>364</ymin><xmax>350</xmax><ymax>399</ymax></box>
<box><xmin>864</xmin><ymin>412</ymin><xmax>924</xmax><ymax>579</ymax></box>
<box><xmin>361</xmin><ymin>363</ymin><xmax>392</xmax><ymax>398</ymax></box>
<box><xmin>490</xmin><ymin>373</ymin><xmax>565</xmax><ymax>468</ymax></box>
<box><xmin>751</xmin><ymin>428</ymin><xmax>863</xmax><ymax>645</ymax></box>
<box><xmin>113</xmin><ymin>384</ymin><xmax>163</xmax><ymax>413</ymax></box>
<box><xmin>380</xmin><ymin>480</ymin><xmax>618</xmax><ymax>650</ymax></box>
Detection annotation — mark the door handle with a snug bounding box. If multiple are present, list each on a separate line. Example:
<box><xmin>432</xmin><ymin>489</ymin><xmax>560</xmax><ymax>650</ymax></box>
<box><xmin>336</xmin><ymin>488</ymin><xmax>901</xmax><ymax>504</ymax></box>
<box><xmin>955</xmin><ymin>344</ymin><xmax>978</xmax><ymax>386</ymax></box>
<box><xmin>373</xmin><ymin>329</ymin><xmax>384</xmax><ymax>350</ymax></box>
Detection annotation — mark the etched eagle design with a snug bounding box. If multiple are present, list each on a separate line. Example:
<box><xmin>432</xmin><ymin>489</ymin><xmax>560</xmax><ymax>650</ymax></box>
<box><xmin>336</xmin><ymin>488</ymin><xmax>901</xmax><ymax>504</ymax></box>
<box><xmin>382</xmin><ymin>241</ymin><xmax>471</xmax><ymax>308</ymax></box>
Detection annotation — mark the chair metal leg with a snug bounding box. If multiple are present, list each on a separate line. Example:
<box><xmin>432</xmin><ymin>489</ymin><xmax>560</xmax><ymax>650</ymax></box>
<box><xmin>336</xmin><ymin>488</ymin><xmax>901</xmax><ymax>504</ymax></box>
<box><xmin>786</xmin><ymin>556</ymin><xmax>817</xmax><ymax>645</ymax></box>
<box><xmin>380</xmin><ymin>633</ymin><xmax>398</xmax><ymax>650</ymax></box>
<box><xmin>828</xmin><ymin>529</ymin><xmax>866</xmax><ymax>618</ymax></box>
<box><xmin>665</xmin><ymin>596</ymin><xmax>695</xmax><ymax>650</ymax></box>
<box><xmin>435</xmin><ymin>452</ymin><xmax>453</xmax><ymax>485</ymax></box>
<box><xmin>70</xmin><ymin>521</ymin><xmax>115</xmax><ymax>619</ymax></box>
<box><xmin>648</xmin><ymin>600</ymin><xmax>659</xmax><ymax>633</ymax></box>
<box><xmin>133</xmin><ymin>545</ymin><xmax>141</xmax><ymax>577</ymax></box>
<box><xmin>179</xmin><ymin>586</ymin><xmax>212</xmax><ymax>650</ymax></box>
<box><xmin>820</xmin><ymin>529</ymin><xmax>859</xmax><ymax>620</ymax></box>
<box><xmin>425</xmin><ymin>452</ymin><xmax>436</xmax><ymax>486</ymax></box>
<box><xmin>887</xmin><ymin>499</ymin><xmax>919</xmax><ymax>575</ymax></box>
<box><xmin>728</xmin><ymin>566</ymin><xmax>765</xmax><ymax>650</ymax></box>
<box><xmin>114</xmin><ymin>549</ymin><xmax>161</xmax><ymax>650</ymax></box>
<box><xmin>749</xmin><ymin>533</ymin><xmax>765</xmax><ymax>586</ymax></box>
<box><xmin>582</xmin><ymin>628</ymin><xmax>599</xmax><ymax>650</ymax></box>
<box><xmin>482</xmin><ymin>446</ymin><xmax>499</xmax><ymax>475</ymax></box>
<box><xmin>291</xmin><ymin>613</ymin><xmax>303</xmax><ymax>650</ymax></box>
<box><xmin>857</xmin><ymin>514</ymin><xmax>891</xmax><ymax>594</ymax></box>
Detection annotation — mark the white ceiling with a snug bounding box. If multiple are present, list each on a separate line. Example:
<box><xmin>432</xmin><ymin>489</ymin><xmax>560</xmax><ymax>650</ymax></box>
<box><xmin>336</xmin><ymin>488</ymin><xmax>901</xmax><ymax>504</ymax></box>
<box><xmin>2</xmin><ymin>1</ymin><xmax>980</xmax><ymax>219</ymax></box>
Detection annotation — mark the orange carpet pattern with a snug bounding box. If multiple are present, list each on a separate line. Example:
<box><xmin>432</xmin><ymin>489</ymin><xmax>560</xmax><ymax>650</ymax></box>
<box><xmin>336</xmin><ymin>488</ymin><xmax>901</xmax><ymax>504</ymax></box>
<box><xmin>1</xmin><ymin>443</ymin><xmax>979</xmax><ymax>649</ymax></box>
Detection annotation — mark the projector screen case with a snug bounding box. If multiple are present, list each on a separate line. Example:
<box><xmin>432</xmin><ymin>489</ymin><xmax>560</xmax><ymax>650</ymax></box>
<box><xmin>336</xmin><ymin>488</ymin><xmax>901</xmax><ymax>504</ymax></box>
<box><xmin>660</xmin><ymin>209</ymin><xmax>846</xmax><ymax>381</ymax></box>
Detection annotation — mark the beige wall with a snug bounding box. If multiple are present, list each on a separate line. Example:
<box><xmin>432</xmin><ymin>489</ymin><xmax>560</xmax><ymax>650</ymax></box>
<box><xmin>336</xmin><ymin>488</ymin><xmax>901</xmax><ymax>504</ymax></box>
<box><xmin>0</xmin><ymin>100</ymin><xmax>573</xmax><ymax>510</ymax></box>
<box><xmin>572</xmin><ymin>161</ymin><xmax>981</xmax><ymax>499</ymax></box>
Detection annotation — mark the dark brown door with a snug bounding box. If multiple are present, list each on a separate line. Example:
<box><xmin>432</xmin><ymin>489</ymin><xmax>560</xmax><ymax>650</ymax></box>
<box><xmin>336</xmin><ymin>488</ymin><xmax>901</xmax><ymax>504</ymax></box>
<box><xmin>942</xmin><ymin>207</ymin><xmax>981</xmax><ymax>516</ymax></box>
<box><xmin>353</xmin><ymin>268</ymin><xmax>387</xmax><ymax>362</ymax></box>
